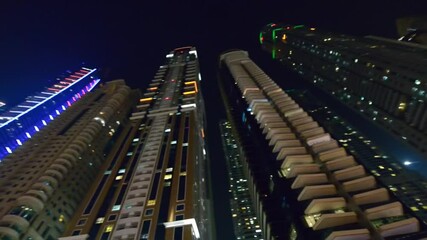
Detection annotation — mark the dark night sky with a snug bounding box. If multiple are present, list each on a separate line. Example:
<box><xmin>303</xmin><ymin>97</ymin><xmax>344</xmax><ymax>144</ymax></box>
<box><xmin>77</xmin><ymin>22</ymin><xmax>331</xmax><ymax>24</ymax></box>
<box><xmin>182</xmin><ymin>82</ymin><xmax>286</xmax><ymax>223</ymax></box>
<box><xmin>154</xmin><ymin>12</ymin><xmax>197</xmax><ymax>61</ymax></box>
<box><xmin>0</xmin><ymin>1</ymin><xmax>424</xmax><ymax>239</ymax></box>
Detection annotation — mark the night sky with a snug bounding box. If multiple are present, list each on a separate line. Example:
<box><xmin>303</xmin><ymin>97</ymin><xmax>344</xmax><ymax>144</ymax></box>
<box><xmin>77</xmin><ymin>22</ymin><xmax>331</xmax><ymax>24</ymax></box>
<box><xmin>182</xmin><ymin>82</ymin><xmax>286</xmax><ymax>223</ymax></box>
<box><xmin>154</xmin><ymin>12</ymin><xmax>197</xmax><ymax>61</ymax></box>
<box><xmin>0</xmin><ymin>1</ymin><xmax>424</xmax><ymax>239</ymax></box>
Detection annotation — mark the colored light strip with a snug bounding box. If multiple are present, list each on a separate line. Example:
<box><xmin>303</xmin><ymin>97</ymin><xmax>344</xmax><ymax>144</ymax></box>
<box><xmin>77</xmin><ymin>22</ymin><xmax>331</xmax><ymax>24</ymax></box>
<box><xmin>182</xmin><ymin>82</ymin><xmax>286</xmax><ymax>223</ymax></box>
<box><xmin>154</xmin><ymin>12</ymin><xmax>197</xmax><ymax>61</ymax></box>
<box><xmin>0</xmin><ymin>78</ymin><xmax>100</xmax><ymax>160</ymax></box>
<box><xmin>184</xmin><ymin>81</ymin><xmax>198</xmax><ymax>92</ymax></box>
<box><xmin>140</xmin><ymin>97</ymin><xmax>153</xmax><ymax>102</ymax></box>
<box><xmin>183</xmin><ymin>91</ymin><xmax>196</xmax><ymax>95</ymax></box>
<box><xmin>0</xmin><ymin>68</ymin><xmax>97</xmax><ymax>128</ymax></box>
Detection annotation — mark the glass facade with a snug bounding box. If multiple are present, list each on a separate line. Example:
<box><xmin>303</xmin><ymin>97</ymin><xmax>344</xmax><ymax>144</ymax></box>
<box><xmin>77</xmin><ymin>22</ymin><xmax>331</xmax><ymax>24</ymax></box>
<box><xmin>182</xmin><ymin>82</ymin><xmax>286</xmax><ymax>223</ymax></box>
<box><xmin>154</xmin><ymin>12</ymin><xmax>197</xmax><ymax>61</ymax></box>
<box><xmin>260</xmin><ymin>24</ymin><xmax>427</xmax><ymax>159</ymax></box>
<box><xmin>0</xmin><ymin>67</ymin><xmax>99</xmax><ymax>160</ymax></box>
<box><xmin>219</xmin><ymin>121</ymin><xmax>263</xmax><ymax>239</ymax></box>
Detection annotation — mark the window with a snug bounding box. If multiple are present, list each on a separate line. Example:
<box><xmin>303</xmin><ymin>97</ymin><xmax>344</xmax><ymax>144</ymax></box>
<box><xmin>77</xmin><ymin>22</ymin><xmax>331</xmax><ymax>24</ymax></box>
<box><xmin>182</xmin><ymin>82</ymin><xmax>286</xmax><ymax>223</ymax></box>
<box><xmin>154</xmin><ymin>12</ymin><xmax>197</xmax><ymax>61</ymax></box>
<box><xmin>176</xmin><ymin>204</ymin><xmax>185</xmax><ymax>211</ymax></box>
<box><xmin>112</xmin><ymin>205</ymin><xmax>121</xmax><ymax>211</ymax></box>
<box><xmin>145</xmin><ymin>209</ymin><xmax>153</xmax><ymax>216</ymax></box>
<box><xmin>105</xmin><ymin>224</ymin><xmax>114</xmax><ymax>233</ymax></box>
<box><xmin>96</xmin><ymin>217</ymin><xmax>105</xmax><ymax>224</ymax></box>
<box><xmin>77</xmin><ymin>219</ymin><xmax>86</xmax><ymax>226</ymax></box>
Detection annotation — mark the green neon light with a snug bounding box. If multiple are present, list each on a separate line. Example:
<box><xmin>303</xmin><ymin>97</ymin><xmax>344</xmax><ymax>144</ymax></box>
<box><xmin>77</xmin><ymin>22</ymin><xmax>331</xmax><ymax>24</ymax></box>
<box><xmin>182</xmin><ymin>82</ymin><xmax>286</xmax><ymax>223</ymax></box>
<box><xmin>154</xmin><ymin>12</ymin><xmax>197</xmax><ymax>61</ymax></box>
<box><xmin>259</xmin><ymin>32</ymin><xmax>263</xmax><ymax>44</ymax></box>
<box><xmin>293</xmin><ymin>25</ymin><xmax>304</xmax><ymax>29</ymax></box>
<box><xmin>272</xmin><ymin>48</ymin><xmax>276</xmax><ymax>59</ymax></box>
<box><xmin>272</xmin><ymin>28</ymin><xmax>282</xmax><ymax>41</ymax></box>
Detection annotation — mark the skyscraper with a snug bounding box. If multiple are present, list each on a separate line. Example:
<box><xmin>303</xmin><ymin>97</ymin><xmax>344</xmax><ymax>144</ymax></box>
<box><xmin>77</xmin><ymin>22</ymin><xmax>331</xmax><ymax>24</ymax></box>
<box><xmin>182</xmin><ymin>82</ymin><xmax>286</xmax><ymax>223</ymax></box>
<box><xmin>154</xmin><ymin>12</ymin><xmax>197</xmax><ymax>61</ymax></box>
<box><xmin>60</xmin><ymin>46</ymin><xmax>213</xmax><ymax>240</ymax></box>
<box><xmin>259</xmin><ymin>23</ymin><xmax>427</xmax><ymax>158</ymax></box>
<box><xmin>218</xmin><ymin>49</ymin><xmax>425</xmax><ymax>239</ymax></box>
<box><xmin>0</xmin><ymin>67</ymin><xmax>100</xmax><ymax>160</ymax></box>
<box><xmin>219</xmin><ymin>121</ymin><xmax>263</xmax><ymax>239</ymax></box>
<box><xmin>0</xmin><ymin>79</ymin><xmax>138</xmax><ymax>239</ymax></box>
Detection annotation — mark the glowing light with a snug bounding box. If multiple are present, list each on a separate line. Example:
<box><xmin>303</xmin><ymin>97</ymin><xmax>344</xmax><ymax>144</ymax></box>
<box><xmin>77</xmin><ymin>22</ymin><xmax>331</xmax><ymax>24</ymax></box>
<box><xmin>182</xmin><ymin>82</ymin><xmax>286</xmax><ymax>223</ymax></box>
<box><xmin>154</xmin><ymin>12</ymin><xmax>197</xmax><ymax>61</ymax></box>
<box><xmin>56</xmin><ymin>110</ymin><xmax>60</xmax><ymax>115</ymax></box>
<box><xmin>163</xmin><ymin>218</ymin><xmax>200</xmax><ymax>239</ymax></box>
<box><xmin>0</xmin><ymin>68</ymin><xmax>96</xmax><ymax>128</ymax></box>
<box><xmin>282</xmin><ymin>34</ymin><xmax>287</xmax><ymax>41</ymax></box>
<box><xmin>49</xmin><ymin>115</ymin><xmax>54</xmax><ymax>120</ymax></box>
<box><xmin>310</xmin><ymin>28</ymin><xmax>316</xmax><ymax>31</ymax></box>
<box><xmin>34</xmin><ymin>126</ymin><xmax>40</xmax><ymax>131</ymax></box>
<box><xmin>415</xmin><ymin>80</ymin><xmax>421</xmax><ymax>85</ymax></box>
<box><xmin>93</xmin><ymin>117</ymin><xmax>106</xmax><ymax>127</ymax></box>
<box><xmin>189</xmin><ymin>50</ymin><xmax>198</xmax><ymax>58</ymax></box>
<box><xmin>183</xmin><ymin>91</ymin><xmax>196</xmax><ymax>95</ymax></box>
<box><xmin>404</xmin><ymin>161</ymin><xmax>412</xmax><ymax>166</ymax></box>
<box><xmin>16</xmin><ymin>139</ymin><xmax>22</xmax><ymax>145</ymax></box>
<box><xmin>181</xmin><ymin>103</ymin><xmax>196</xmax><ymax>109</ymax></box>
<box><xmin>5</xmin><ymin>147</ymin><xmax>12</xmax><ymax>153</ymax></box>
<box><xmin>140</xmin><ymin>97</ymin><xmax>153</xmax><ymax>103</ymax></box>
<box><xmin>184</xmin><ymin>81</ymin><xmax>198</xmax><ymax>92</ymax></box>
<box><xmin>166</xmin><ymin>53</ymin><xmax>174</xmax><ymax>58</ymax></box>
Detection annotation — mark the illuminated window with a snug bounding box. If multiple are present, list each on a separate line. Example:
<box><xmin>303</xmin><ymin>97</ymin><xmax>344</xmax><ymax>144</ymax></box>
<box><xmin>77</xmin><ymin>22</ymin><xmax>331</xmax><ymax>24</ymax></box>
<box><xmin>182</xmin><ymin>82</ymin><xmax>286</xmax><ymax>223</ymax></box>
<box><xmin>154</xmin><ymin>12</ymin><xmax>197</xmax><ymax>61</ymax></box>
<box><xmin>115</xmin><ymin>175</ymin><xmax>123</xmax><ymax>181</ymax></box>
<box><xmin>164</xmin><ymin>174</ymin><xmax>172</xmax><ymax>180</ymax></box>
<box><xmin>105</xmin><ymin>225</ymin><xmax>114</xmax><ymax>232</ymax></box>
<box><xmin>96</xmin><ymin>217</ymin><xmax>105</xmax><ymax>224</ymax></box>
<box><xmin>147</xmin><ymin>200</ymin><xmax>156</xmax><ymax>206</ymax></box>
<box><xmin>112</xmin><ymin>205</ymin><xmax>121</xmax><ymax>211</ymax></box>
<box><xmin>118</xmin><ymin>169</ymin><xmax>126</xmax><ymax>174</ymax></box>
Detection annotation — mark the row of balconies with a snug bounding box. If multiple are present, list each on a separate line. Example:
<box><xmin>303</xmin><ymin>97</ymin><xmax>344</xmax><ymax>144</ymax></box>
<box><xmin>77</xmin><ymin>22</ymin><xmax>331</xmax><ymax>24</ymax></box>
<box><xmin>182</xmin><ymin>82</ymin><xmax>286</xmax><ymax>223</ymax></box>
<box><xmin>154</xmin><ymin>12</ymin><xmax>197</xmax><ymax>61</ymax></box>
<box><xmin>111</xmin><ymin>115</ymin><xmax>169</xmax><ymax>239</ymax></box>
<box><xmin>221</xmin><ymin>51</ymin><xmax>422</xmax><ymax>240</ymax></box>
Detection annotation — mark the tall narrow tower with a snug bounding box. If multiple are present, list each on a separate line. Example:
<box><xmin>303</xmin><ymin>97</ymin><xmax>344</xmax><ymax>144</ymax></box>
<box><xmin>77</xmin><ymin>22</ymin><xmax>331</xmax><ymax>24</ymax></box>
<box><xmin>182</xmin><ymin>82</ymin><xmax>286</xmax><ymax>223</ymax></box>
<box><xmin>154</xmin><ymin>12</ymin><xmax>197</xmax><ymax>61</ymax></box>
<box><xmin>61</xmin><ymin>47</ymin><xmax>213</xmax><ymax>240</ymax></box>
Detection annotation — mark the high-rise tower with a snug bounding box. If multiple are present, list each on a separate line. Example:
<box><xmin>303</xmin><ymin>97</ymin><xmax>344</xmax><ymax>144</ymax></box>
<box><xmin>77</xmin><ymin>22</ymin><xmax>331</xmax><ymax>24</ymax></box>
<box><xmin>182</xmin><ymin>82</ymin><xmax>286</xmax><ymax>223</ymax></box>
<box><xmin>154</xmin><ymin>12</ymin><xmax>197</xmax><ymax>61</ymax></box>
<box><xmin>0</xmin><ymin>67</ymin><xmax>100</xmax><ymax>160</ymax></box>
<box><xmin>260</xmin><ymin>24</ymin><xmax>427</xmax><ymax>158</ymax></box>
<box><xmin>60</xmin><ymin>47</ymin><xmax>213</xmax><ymax>240</ymax></box>
<box><xmin>218</xmin><ymin>49</ymin><xmax>425</xmax><ymax>239</ymax></box>
<box><xmin>0</xmin><ymin>79</ymin><xmax>138</xmax><ymax>239</ymax></box>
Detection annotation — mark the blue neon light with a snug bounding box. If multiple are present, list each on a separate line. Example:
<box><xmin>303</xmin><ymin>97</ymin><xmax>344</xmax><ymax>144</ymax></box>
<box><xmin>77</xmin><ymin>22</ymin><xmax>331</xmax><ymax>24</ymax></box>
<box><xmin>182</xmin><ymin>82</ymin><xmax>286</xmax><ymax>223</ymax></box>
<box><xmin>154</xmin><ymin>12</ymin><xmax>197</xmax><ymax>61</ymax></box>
<box><xmin>0</xmin><ymin>68</ymin><xmax>96</xmax><ymax>128</ymax></box>
<box><xmin>0</xmin><ymin>68</ymin><xmax>100</xmax><ymax>160</ymax></box>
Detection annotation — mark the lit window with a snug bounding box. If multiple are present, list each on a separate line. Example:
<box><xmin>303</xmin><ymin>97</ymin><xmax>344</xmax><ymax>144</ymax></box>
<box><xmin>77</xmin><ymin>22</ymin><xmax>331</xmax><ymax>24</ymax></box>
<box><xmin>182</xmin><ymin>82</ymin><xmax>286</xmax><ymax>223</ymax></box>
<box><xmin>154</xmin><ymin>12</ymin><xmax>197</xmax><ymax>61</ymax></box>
<box><xmin>164</xmin><ymin>174</ymin><xmax>172</xmax><ymax>180</ymax></box>
<box><xmin>126</xmin><ymin>152</ymin><xmax>133</xmax><ymax>156</ymax></box>
<box><xmin>115</xmin><ymin>175</ymin><xmax>123</xmax><ymax>181</ymax></box>
<box><xmin>147</xmin><ymin>200</ymin><xmax>156</xmax><ymax>206</ymax></box>
<box><xmin>118</xmin><ymin>169</ymin><xmax>126</xmax><ymax>174</ymax></box>
<box><xmin>112</xmin><ymin>205</ymin><xmax>121</xmax><ymax>211</ymax></box>
<box><xmin>105</xmin><ymin>224</ymin><xmax>114</xmax><ymax>232</ymax></box>
<box><xmin>96</xmin><ymin>217</ymin><xmax>105</xmax><ymax>224</ymax></box>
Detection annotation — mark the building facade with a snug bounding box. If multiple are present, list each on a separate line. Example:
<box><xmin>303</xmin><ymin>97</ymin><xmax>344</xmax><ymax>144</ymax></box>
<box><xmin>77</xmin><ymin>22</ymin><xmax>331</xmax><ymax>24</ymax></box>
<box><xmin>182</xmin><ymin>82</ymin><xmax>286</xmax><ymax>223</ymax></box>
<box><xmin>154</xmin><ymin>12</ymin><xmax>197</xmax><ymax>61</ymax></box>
<box><xmin>219</xmin><ymin>121</ymin><xmax>263</xmax><ymax>239</ymax></box>
<box><xmin>260</xmin><ymin>24</ymin><xmax>427</xmax><ymax>157</ymax></box>
<box><xmin>60</xmin><ymin>47</ymin><xmax>213</xmax><ymax>240</ymax></box>
<box><xmin>0</xmin><ymin>79</ymin><xmax>138</xmax><ymax>239</ymax></box>
<box><xmin>218</xmin><ymin>50</ymin><xmax>425</xmax><ymax>239</ymax></box>
<box><xmin>0</xmin><ymin>67</ymin><xmax>100</xmax><ymax>160</ymax></box>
